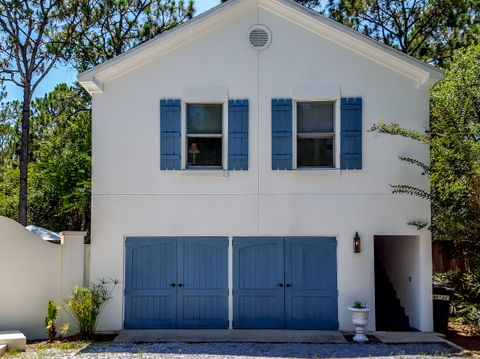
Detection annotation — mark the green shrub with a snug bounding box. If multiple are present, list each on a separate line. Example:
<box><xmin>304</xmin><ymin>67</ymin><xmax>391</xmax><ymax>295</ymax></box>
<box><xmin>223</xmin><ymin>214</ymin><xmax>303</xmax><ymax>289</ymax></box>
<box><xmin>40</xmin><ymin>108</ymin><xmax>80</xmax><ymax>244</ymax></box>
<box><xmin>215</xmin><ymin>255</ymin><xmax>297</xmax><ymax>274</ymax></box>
<box><xmin>433</xmin><ymin>271</ymin><xmax>480</xmax><ymax>332</ymax></box>
<box><xmin>65</xmin><ymin>278</ymin><xmax>118</xmax><ymax>338</ymax></box>
<box><xmin>44</xmin><ymin>300</ymin><xmax>58</xmax><ymax>342</ymax></box>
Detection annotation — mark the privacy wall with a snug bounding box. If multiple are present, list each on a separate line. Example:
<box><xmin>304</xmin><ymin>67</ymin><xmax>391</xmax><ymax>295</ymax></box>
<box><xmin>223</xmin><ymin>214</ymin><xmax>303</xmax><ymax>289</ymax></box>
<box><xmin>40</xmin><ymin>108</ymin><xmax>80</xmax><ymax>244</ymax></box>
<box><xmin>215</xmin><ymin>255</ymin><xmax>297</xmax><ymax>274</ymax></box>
<box><xmin>0</xmin><ymin>216</ymin><xmax>87</xmax><ymax>339</ymax></box>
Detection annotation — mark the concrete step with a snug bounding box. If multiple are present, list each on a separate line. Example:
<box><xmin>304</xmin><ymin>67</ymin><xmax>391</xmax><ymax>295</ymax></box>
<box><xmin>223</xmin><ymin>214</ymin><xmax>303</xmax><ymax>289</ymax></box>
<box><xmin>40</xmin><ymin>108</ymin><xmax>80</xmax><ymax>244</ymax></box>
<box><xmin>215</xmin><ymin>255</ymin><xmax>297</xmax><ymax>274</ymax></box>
<box><xmin>0</xmin><ymin>344</ymin><xmax>7</xmax><ymax>357</ymax></box>
<box><xmin>0</xmin><ymin>331</ymin><xmax>26</xmax><ymax>351</ymax></box>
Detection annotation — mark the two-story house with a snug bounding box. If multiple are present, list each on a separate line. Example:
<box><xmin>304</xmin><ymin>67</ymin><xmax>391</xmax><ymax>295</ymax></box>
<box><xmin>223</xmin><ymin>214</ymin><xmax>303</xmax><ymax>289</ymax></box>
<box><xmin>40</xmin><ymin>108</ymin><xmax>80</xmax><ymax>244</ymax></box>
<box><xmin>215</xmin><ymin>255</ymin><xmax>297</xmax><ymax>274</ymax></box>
<box><xmin>79</xmin><ymin>0</ymin><xmax>442</xmax><ymax>333</ymax></box>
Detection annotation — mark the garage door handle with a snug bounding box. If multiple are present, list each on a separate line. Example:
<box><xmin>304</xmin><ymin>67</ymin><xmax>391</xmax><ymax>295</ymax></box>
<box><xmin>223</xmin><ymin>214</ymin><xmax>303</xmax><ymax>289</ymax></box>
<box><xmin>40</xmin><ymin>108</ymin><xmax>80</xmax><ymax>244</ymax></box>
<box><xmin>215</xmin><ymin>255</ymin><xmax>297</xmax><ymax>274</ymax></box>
<box><xmin>286</xmin><ymin>284</ymin><xmax>291</xmax><ymax>288</ymax></box>
<box><xmin>277</xmin><ymin>283</ymin><xmax>283</xmax><ymax>287</ymax></box>
<box><xmin>178</xmin><ymin>283</ymin><xmax>183</xmax><ymax>287</ymax></box>
<box><xmin>169</xmin><ymin>283</ymin><xmax>176</xmax><ymax>287</ymax></box>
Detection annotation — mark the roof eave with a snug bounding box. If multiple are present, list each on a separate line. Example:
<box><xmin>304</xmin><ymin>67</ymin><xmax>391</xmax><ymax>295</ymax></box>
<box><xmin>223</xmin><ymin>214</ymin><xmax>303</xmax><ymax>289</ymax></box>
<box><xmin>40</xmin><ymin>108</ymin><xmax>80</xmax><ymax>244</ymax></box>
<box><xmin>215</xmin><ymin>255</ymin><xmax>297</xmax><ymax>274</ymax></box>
<box><xmin>266</xmin><ymin>0</ymin><xmax>443</xmax><ymax>89</ymax></box>
<box><xmin>79</xmin><ymin>0</ymin><xmax>444</xmax><ymax>95</ymax></box>
<box><xmin>78</xmin><ymin>0</ymin><xmax>249</xmax><ymax>95</ymax></box>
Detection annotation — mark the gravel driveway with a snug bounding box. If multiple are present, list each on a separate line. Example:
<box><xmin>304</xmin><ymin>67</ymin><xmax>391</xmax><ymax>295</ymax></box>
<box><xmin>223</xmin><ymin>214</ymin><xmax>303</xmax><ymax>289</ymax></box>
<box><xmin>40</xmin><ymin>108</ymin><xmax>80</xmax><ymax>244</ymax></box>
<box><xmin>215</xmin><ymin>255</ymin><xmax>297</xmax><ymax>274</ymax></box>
<box><xmin>18</xmin><ymin>341</ymin><xmax>462</xmax><ymax>358</ymax></box>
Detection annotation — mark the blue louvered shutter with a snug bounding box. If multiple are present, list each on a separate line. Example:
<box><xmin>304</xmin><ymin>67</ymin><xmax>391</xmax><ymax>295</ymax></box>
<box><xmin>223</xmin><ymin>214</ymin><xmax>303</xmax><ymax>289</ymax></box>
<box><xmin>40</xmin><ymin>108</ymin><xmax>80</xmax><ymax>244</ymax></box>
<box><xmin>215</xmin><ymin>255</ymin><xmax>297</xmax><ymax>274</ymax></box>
<box><xmin>160</xmin><ymin>99</ymin><xmax>181</xmax><ymax>170</ymax></box>
<box><xmin>340</xmin><ymin>98</ymin><xmax>362</xmax><ymax>169</ymax></box>
<box><xmin>228</xmin><ymin>99</ymin><xmax>249</xmax><ymax>170</ymax></box>
<box><xmin>272</xmin><ymin>99</ymin><xmax>293</xmax><ymax>170</ymax></box>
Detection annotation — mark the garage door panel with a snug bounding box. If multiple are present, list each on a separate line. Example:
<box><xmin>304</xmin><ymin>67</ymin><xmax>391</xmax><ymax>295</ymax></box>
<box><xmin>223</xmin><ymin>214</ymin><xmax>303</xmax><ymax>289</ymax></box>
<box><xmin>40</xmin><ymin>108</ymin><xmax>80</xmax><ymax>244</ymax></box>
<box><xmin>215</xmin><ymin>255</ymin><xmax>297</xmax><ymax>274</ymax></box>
<box><xmin>177</xmin><ymin>237</ymin><xmax>228</xmax><ymax>328</ymax></box>
<box><xmin>124</xmin><ymin>237</ymin><xmax>177</xmax><ymax>329</ymax></box>
<box><xmin>233</xmin><ymin>237</ymin><xmax>284</xmax><ymax>328</ymax></box>
<box><xmin>235</xmin><ymin>295</ymin><xmax>284</xmax><ymax>328</ymax></box>
<box><xmin>125</xmin><ymin>295</ymin><xmax>176</xmax><ymax>329</ymax></box>
<box><xmin>285</xmin><ymin>237</ymin><xmax>338</xmax><ymax>329</ymax></box>
<box><xmin>287</xmin><ymin>296</ymin><xmax>338</xmax><ymax>329</ymax></box>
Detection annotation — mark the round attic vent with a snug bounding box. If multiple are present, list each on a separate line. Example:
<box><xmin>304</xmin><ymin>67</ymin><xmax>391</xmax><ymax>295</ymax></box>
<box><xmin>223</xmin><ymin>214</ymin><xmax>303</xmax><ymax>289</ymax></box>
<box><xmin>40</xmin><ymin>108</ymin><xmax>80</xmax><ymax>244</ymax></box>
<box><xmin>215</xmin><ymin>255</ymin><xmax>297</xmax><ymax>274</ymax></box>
<box><xmin>248</xmin><ymin>25</ymin><xmax>271</xmax><ymax>50</ymax></box>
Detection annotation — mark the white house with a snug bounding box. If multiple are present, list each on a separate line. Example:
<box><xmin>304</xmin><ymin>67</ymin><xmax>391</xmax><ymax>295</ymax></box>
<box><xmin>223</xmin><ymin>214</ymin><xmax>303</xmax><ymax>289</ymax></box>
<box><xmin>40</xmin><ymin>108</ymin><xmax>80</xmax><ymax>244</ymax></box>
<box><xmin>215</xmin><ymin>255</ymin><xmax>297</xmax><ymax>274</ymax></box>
<box><xmin>79</xmin><ymin>0</ymin><xmax>443</xmax><ymax>333</ymax></box>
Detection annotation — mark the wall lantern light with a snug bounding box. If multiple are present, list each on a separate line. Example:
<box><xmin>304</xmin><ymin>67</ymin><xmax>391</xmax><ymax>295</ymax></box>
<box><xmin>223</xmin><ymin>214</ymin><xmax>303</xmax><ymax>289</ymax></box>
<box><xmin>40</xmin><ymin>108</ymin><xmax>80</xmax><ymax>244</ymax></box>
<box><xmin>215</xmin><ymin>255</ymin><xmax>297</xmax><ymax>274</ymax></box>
<box><xmin>354</xmin><ymin>232</ymin><xmax>361</xmax><ymax>253</ymax></box>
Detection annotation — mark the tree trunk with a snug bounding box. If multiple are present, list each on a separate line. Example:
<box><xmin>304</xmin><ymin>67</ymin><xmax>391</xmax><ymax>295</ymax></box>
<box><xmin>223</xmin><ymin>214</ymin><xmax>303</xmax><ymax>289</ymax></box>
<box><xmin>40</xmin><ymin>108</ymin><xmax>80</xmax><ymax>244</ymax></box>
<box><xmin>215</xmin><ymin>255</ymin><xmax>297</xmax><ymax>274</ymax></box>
<box><xmin>18</xmin><ymin>86</ymin><xmax>31</xmax><ymax>226</ymax></box>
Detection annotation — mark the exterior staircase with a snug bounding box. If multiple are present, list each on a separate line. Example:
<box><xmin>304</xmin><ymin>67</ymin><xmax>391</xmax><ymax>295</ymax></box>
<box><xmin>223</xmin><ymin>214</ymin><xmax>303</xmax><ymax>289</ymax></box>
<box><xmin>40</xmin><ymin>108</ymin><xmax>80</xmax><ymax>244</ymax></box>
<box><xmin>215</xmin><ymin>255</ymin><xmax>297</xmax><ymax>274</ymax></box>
<box><xmin>374</xmin><ymin>259</ymin><xmax>412</xmax><ymax>331</ymax></box>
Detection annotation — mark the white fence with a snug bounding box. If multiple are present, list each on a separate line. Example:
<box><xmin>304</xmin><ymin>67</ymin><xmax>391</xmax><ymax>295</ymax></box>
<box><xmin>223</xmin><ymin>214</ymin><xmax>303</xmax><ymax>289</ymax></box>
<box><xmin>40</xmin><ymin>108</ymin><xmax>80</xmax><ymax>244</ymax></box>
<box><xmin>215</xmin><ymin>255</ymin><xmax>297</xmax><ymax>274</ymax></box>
<box><xmin>0</xmin><ymin>216</ymin><xmax>87</xmax><ymax>339</ymax></box>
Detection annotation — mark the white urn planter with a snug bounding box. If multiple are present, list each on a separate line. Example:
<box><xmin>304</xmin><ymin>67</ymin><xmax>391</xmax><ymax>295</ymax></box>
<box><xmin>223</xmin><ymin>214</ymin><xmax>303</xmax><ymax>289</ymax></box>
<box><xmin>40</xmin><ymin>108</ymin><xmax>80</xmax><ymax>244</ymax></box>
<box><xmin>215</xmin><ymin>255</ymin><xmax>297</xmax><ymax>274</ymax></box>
<box><xmin>348</xmin><ymin>305</ymin><xmax>372</xmax><ymax>343</ymax></box>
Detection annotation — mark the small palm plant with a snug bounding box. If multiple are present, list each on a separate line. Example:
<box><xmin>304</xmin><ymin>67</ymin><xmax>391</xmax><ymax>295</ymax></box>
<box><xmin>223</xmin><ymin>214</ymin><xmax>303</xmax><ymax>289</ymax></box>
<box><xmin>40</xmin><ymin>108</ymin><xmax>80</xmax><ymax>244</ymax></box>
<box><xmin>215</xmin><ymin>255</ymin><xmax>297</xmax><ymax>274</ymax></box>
<box><xmin>45</xmin><ymin>300</ymin><xmax>58</xmax><ymax>342</ymax></box>
<box><xmin>65</xmin><ymin>278</ymin><xmax>119</xmax><ymax>339</ymax></box>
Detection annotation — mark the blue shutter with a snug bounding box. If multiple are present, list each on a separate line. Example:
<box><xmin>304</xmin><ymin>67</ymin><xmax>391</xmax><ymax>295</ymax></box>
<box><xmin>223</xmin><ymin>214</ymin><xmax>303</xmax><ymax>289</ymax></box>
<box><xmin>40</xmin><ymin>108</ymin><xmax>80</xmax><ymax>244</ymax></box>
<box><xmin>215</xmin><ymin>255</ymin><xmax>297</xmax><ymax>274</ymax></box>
<box><xmin>340</xmin><ymin>97</ymin><xmax>362</xmax><ymax>169</ymax></box>
<box><xmin>160</xmin><ymin>99</ymin><xmax>181</xmax><ymax>170</ymax></box>
<box><xmin>272</xmin><ymin>99</ymin><xmax>293</xmax><ymax>170</ymax></box>
<box><xmin>228</xmin><ymin>100</ymin><xmax>249</xmax><ymax>170</ymax></box>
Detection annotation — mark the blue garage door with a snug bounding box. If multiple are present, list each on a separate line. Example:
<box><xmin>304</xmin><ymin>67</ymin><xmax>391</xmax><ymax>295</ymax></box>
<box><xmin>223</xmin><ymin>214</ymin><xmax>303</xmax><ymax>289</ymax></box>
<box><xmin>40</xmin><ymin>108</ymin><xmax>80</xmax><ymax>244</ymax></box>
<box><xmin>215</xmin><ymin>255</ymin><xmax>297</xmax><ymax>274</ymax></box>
<box><xmin>233</xmin><ymin>236</ymin><xmax>338</xmax><ymax>329</ymax></box>
<box><xmin>125</xmin><ymin>237</ymin><xmax>228</xmax><ymax>329</ymax></box>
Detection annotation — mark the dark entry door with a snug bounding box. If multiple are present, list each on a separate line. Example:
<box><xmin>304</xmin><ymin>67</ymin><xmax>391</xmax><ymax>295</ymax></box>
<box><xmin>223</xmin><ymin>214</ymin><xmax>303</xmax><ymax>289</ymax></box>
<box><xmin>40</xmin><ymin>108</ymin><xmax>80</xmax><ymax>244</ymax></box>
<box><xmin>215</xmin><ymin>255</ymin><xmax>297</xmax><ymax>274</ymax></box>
<box><xmin>125</xmin><ymin>236</ymin><xmax>228</xmax><ymax>329</ymax></box>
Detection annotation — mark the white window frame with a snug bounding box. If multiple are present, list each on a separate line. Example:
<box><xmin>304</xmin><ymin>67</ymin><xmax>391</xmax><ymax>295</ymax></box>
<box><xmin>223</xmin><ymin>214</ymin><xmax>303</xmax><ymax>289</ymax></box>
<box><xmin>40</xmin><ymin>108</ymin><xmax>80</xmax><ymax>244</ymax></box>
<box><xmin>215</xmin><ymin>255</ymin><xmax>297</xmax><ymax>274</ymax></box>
<box><xmin>181</xmin><ymin>100</ymin><xmax>228</xmax><ymax>170</ymax></box>
<box><xmin>293</xmin><ymin>99</ymin><xmax>339</xmax><ymax>170</ymax></box>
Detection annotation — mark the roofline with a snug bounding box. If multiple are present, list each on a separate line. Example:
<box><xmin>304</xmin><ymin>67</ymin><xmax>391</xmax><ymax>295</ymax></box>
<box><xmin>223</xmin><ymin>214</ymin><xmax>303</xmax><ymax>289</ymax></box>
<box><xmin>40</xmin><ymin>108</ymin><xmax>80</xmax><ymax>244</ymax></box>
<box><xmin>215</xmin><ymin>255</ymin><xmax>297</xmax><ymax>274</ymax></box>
<box><xmin>281</xmin><ymin>0</ymin><xmax>443</xmax><ymax>81</ymax></box>
<box><xmin>79</xmin><ymin>0</ymin><xmax>443</xmax><ymax>94</ymax></box>
<box><xmin>78</xmin><ymin>0</ymin><xmax>245</xmax><ymax>93</ymax></box>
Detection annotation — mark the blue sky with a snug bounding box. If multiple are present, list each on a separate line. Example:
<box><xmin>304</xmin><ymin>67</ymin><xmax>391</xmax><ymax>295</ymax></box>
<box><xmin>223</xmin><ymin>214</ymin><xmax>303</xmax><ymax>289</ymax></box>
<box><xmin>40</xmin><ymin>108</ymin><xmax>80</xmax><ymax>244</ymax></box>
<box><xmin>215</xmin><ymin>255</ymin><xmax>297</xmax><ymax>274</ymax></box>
<box><xmin>4</xmin><ymin>0</ymin><xmax>220</xmax><ymax>102</ymax></box>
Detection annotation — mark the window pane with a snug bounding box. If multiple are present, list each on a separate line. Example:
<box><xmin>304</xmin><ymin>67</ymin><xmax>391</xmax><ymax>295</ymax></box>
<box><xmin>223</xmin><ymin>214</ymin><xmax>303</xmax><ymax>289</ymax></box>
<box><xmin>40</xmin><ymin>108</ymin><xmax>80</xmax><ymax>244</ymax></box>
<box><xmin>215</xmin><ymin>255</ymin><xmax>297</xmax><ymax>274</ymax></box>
<box><xmin>187</xmin><ymin>104</ymin><xmax>222</xmax><ymax>134</ymax></box>
<box><xmin>297</xmin><ymin>137</ymin><xmax>334</xmax><ymax>167</ymax></box>
<box><xmin>297</xmin><ymin>102</ymin><xmax>334</xmax><ymax>133</ymax></box>
<box><xmin>187</xmin><ymin>137</ymin><xmax>222</xmax><ymax>167</ymax></box>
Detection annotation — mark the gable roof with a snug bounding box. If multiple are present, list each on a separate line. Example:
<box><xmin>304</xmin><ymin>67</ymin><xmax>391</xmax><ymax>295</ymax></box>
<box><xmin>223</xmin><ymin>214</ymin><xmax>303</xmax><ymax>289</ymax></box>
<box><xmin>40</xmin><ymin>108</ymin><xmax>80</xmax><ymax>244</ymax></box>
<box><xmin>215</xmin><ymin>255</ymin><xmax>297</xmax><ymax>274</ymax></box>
<box><xmin>78</xmin><ymin>0</ymin><xmax>443</xmax><ymax>94</ymax></box>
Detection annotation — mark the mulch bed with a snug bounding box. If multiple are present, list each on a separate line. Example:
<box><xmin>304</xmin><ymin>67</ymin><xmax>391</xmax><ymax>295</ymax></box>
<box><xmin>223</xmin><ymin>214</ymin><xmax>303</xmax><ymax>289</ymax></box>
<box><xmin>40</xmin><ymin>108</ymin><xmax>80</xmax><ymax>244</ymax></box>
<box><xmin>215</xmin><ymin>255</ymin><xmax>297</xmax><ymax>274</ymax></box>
<box><xmin>446</xmin><ymin>322</ymin><xmax>480</xmax><ymax>352</ymax></box>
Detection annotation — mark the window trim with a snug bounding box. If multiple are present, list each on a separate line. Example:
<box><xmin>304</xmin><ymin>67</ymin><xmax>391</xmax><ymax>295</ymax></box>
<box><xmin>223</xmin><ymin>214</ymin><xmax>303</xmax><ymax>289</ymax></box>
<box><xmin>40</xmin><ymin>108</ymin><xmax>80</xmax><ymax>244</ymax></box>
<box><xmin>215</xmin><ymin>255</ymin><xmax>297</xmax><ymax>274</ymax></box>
<box><xmin>181</xmin><ymin>100</ymin><xmax>227</xmax><ymax>170</ymax></box>
<box><xmin>293</xmin><ymin>99</ymin><xmax>339</xmax><ymax>169</ymax></box>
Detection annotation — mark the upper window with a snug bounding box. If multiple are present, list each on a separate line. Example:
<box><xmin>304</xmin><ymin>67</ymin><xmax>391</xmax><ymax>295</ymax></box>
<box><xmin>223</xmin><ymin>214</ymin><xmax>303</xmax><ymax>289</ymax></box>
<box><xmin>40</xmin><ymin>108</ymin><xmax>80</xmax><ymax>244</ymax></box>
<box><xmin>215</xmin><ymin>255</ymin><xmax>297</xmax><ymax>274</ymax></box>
<box><xmin>296</xmin><ymin>101</ymin><xmax>335</xmax><ymax>168</ymax></box>
<box><xmin>186</xmin><ymin>103</ymin><xmax>223</xmax><ymax>168</ymax></box>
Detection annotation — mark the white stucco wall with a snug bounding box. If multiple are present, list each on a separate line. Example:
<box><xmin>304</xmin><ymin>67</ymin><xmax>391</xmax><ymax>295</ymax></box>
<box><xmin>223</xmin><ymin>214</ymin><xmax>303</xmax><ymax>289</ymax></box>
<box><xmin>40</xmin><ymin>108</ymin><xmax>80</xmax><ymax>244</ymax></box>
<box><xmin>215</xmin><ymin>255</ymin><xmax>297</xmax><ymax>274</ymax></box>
<box><xmin>89</xmin><ymin>4</ymin><xmax>433</xmax><ymax>332</ymax></box>
<box><xmin>0</xmin><ymin>216</ymin><xmax>87</xmax><ymax>339</ymax></box>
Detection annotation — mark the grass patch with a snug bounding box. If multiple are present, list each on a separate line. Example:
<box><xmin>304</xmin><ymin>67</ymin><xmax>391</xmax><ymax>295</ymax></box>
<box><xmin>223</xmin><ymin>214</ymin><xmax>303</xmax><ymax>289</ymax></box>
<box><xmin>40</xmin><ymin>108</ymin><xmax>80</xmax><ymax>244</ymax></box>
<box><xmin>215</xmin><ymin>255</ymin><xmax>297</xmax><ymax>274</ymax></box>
<box><xmin>3</xmin><ymin>340</ymin><xmax>91</xmax><ymax>358</ymax></box>
<box><xmin>35</xmin><ymin>340</ymin><xmax>90</xmax><ymax>351</ymax></box>
<box><xmin>3</xmin><ymin>348</ymin><xmax>21</xmax><ymax>358</ymax></box>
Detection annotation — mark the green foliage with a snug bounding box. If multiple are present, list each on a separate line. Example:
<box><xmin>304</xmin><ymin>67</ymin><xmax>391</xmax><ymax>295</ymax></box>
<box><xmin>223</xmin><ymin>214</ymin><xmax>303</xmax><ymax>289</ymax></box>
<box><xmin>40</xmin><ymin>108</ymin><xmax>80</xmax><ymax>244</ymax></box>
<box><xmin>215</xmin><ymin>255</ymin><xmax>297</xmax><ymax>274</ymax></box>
<box><xmin>429</xmin><ymin>44</ymin><xmax>480</xmax><ymax>248</ymax></box>
<box><xmin>372</xmin><ymin>44</ymin><xmax>480</xmax><ymax>331</ymax></box>
<box><xmin>73</xmin><ymin>0</ymin><xmax>195</xmax><ymax>71</ymax></box>
<box><xmin>324</xmin><ymin>0</ymin><xmax>480</xmax><ymax>67</ymax></box>
<box><xmin>65</xmin><ymin>279</ymin><xmax>118</xmax><ymax>338</ymax></box>
<box><xmin>368</xmin><ymin>121</ymin><xmax>428</xmax><ymax>142</ymax></box>
<box><xmin>0</xmin><ymin>0</ymin><xmax>87</xmax><ymax>225</ymax></box>
<box><xmin>352</xmin><ymin>301</ymin><xmax>366</xmax><ymax>308</ymax></box>
<box><xmin>1</xmin><ymin>0</ymin><xmax>195</xmax><ymax>231</ymax></box>
<box><xmin>433</xmin><ymin>271</ymin><xmax>480</xmax><ymax>332</ymax></box>
<box><xmin>390</xmin><ymin>184</ymin><xmax>431</xmax><ymax>200</ymax></box>
<box><xmin>0</xmin><ymin>84</ymin><xmax>91</xmax><ymax>231</ymax></box>
<box><xmin>45</xmin><ymin>300</ymin><xmax>59</xmax><ymax>342</ymax></box>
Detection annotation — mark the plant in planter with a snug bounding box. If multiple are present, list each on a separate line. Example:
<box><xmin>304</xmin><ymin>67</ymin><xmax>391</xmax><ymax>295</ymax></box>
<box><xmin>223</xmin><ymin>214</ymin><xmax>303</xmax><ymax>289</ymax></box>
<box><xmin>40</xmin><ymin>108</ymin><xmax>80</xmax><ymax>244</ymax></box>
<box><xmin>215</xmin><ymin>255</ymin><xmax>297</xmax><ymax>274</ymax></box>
<box><xmin>348</xmin><ymin>302</ymin><xmax>372</xmax><ymax>343</ymax></box>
